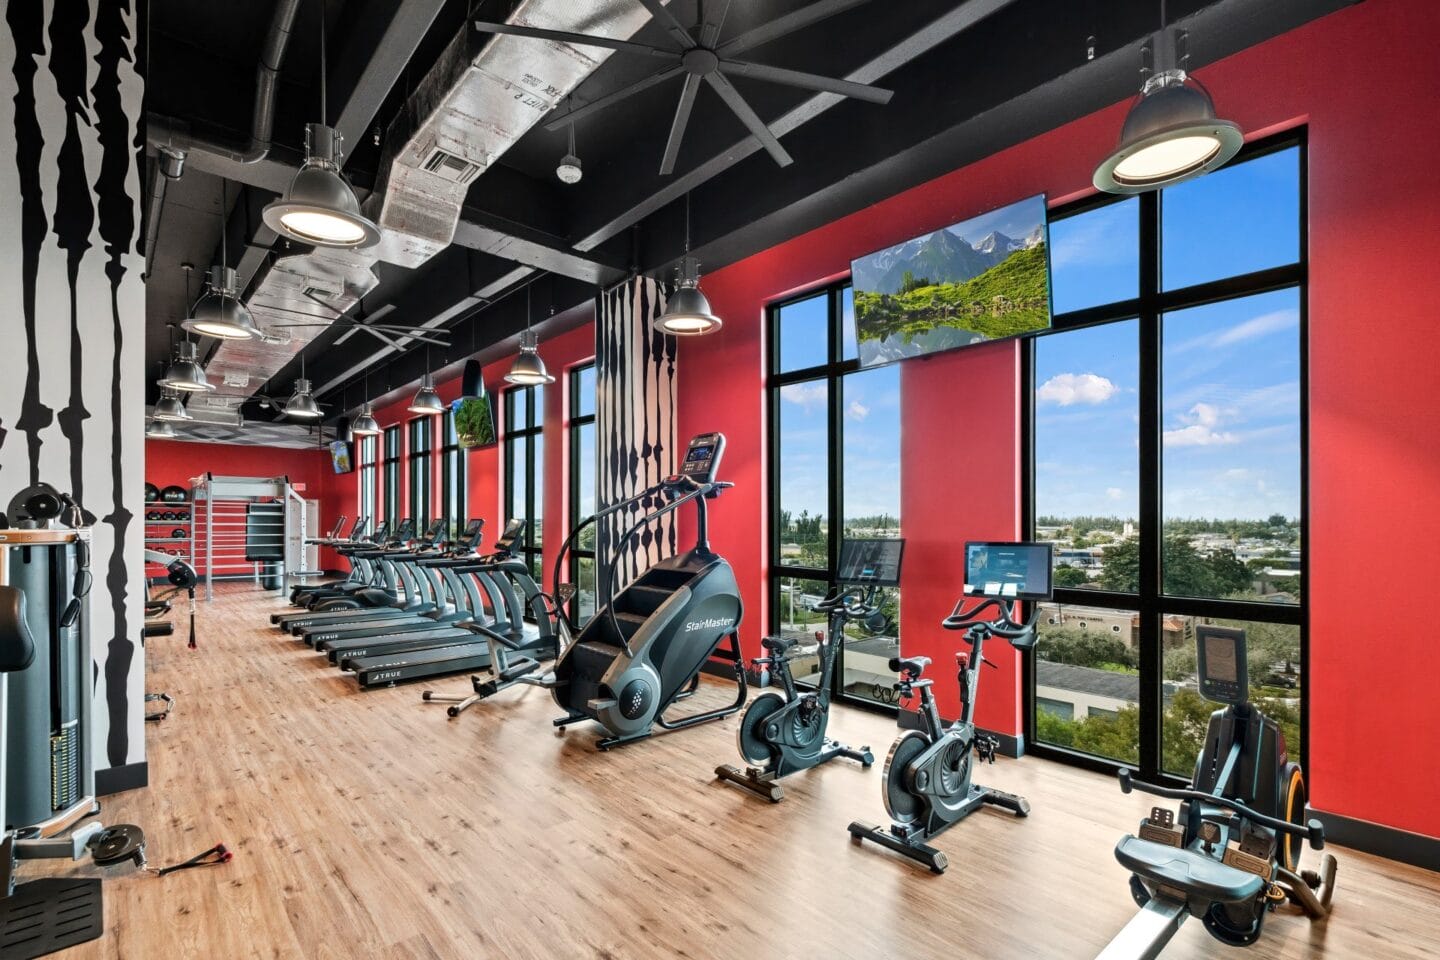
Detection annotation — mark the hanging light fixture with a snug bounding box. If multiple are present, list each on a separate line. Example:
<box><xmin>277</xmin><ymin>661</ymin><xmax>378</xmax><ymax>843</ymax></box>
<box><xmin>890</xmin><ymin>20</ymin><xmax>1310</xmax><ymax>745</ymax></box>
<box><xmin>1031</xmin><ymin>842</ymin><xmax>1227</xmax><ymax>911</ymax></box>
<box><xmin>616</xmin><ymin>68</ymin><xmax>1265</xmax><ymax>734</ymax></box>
<box><xmin>505</xmin><ymin>286</ymin><xmax>555</xmax><ymax>385</ymax></box>
<box><xmin>153</xmin><ymin>389</ymin><xmax>192</xmax><ymax>422</ymax></box>
<box><xmin>284</xmin><ymin>354</ymin><xmax>323</xmax><ymax>419</ymax></box>
<box><xmin>184</xmin><ymin>265</ymin><xmax>259</xmax><ymax>340</ymax></box>
<box><xmin>408</xmin><ymin>373</ymin><xmax>445</xmax><ymax>415</ymax></box>
<box><xmin>261</xmin><ymin>1</ymin><xmax>379</xmax><ymax>249</ymax></box>
<box><xmin>556</xmin><ymin>123</ymin><xmax>583</xmax><ymax>184</ymax></box>
<box><xmin>654</xmin><ymin>192</ymin><xmax>722</xmax><ymax>336</ymax></box>
<box><xmin>1092</xmin><ymin>5</ymin><xmax>1241</xmax><ymax>195</ymax></box>
<box><xmin>158</xmin><ymin>339</ymin><xmax>214</xmax><ymax>392</ymax></box>
<box><xmin>146</xmin><ymin>417</ymin><xmax>176</xmax><ymax>439</ymax></box>
<box><xmin>351</xmin><ymin>402</ymin><xmax>381</xmax><ymax>436</ymax></box>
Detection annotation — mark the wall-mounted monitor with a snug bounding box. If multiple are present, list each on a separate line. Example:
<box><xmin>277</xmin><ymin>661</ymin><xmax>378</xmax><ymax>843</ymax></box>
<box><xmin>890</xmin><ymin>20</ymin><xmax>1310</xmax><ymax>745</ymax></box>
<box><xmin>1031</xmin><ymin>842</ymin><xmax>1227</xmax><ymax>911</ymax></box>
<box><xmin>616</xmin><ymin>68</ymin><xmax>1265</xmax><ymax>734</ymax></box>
<box><xmin>850</xmin><ymin>194</ymin><xmax>1052</xmax><ymax>367</ymax></box>
<box><xmin>329</xmin><ymin>440</ymin><xmax>353</xmax><ymax>475</ymax></box>
<box><xmin>453</xmin><ymin>395</ymin><xmax>497</xmax><ymax>449</ymax></box>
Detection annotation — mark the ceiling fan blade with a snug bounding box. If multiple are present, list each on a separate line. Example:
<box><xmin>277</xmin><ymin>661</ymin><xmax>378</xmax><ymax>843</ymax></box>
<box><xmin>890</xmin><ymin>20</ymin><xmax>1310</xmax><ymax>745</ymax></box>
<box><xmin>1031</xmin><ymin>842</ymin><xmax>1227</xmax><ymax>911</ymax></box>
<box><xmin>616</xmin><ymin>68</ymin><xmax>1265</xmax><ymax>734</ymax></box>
<box><xmin>473</xmin><ymin>20</ymin><xmax>678</xmax><ymax>58</ymax></box>
<box><xmin>544</xmin><ymin>65</ymin><xmax>684</xmax><ymax>132</ymax></box>
<box><xmin>698</xmin><ymin>0</ymin><xmax>733</xmax><ymax>48</ymax></box>
<box><xmin>716</xmin><ymin>0</ymin><xmax>872</xmax><ymax>58</ymax></box>
<box><xmin>634</xmin><ymin>0</ymin><xmax>695</xmax><ymax>50</ymax></box>
<box><xmin>356</xmin><ymin>325</ymin><xmax>402</xmax><ymax>350</ymax></box>
<box><xmin>660</xmin><ymin>73</ymin><xmax>702</xmax><ymax>176</ymax></box>
<box><xmin>705</xmin><ymin>72</ymin><xmax>793</xmax><ymax>168</ymax></box>
<box><xmin>719</xmin><ymin>60</ymin><xmax>893</xmax><ymax>104</ymax></box>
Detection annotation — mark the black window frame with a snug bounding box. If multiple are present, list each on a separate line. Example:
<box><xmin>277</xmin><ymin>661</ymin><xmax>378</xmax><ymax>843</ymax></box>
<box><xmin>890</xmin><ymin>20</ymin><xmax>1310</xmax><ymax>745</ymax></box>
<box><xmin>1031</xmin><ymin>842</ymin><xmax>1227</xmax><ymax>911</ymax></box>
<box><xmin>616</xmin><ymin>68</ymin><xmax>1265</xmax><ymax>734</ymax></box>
<box><xmin>357</xmin><ymin>434</ymin><xmax>377</xmax><ymax>525</ymax></box>
<box><xmin>567</xmin><ymin>362</ymin><xmax>596</xmax><ymax>626</ymax></box>
<box><xmin>766</xmin><ymin>282</ymin><xmax>897</xmax><ymax>713</ymax></box>
<box><xmin>1022</xmin><ymin>131</ymin><xmax>1309</xmax><ymax>785</ymax></box>
<box><xmin>440</xmin><ymin>406</ymin><xmax>466</xmax><ymax>541</ymax></box>
<box><xmin>382</xmin><ymin>425</ymin><xmax>401</xmax><ymax>525</ymax></box>
<box><xmin>504</xmin><ymin>384</ymin><xmax>545</xmax><ymax>581</ymax></box>
<box><xmin>408</xmin><ymin>416</ymin><xmax>433</xmax><ymax>528</ymax></box>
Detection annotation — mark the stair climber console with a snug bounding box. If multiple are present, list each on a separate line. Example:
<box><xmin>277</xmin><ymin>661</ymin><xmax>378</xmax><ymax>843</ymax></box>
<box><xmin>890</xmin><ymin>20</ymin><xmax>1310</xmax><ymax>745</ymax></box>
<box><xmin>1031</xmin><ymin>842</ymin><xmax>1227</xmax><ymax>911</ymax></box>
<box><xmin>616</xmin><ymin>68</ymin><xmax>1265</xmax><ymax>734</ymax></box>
<box><xmin>548</xmin><ymin>432</ymin><xmax>748</xmax><ymax>750</ymax></box>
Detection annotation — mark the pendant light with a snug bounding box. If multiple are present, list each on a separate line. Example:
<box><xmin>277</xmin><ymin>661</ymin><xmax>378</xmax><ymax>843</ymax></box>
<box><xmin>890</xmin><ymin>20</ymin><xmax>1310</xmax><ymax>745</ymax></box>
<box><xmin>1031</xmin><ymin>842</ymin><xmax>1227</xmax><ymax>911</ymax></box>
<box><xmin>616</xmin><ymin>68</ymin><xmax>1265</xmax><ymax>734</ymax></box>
<box><xmin>158</xmin><ymin>339</ymin><xmax>214</xmax><ymax>392</ymax></box>
<box><xmin>284</xmin><ymin>355</ymin><xmax>323</xmax><ymax>419</ymax></box>
<box><xmin>556</xmin><ymin>123</ymin><xmax>583</xmax><ymax>184</ymax></box>
<box><xmin>261</xmin><ymin>0</ymin><xmax>380</xmax><ymax>249</ymax></box>
<box><xmin>351</xmin><ymin>365</ymin><xmax>381</xmax><ymax>435</ymax></box>
<box><xmin>153</xmin><ymin>389</ymin><xmax>192</xmax><ymax>422</ymax></box>
<box><xmin>1092</xmin><ymin>3</ymin><xmax>1241</xmax><ymax>194</ymax></box>
<box><xmin>408</xmin><ymin>348</ymin><xmax>445</xmax><ymax>414</ymax></box>
<box><xmin>505</xmin><ymin>285</ymin><xmax>555</xmax><ymax>386</ymax></box>
<box><xmin>184</xmin><ymin>182</ymin><xmax>261</xmax><ymax>338</ymax></box>
<box><xmin>654</xmin><ymin>193</ymin><xmax>722</xmax><ymax>336</ymax></box>
<box><xmin>146</xmin><ymin>417</ymin><xmax>176</xmax><ymax>439</ymax></box>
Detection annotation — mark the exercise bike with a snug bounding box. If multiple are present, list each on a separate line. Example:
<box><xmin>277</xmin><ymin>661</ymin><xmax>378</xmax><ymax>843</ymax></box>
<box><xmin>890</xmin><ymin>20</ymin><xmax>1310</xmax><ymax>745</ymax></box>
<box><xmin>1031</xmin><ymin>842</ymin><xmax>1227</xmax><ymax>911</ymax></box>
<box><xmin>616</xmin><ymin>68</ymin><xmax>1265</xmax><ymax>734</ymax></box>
<box><xmin>714</xmin><ymin>537</ymin><xmax>904</xmax><ymax>802</ymax></box>
<box><xmin>848</xmin><ymin>541</ymin><xmax>1051</xmax><ymax>873</ymax></box>
<box><xmin>1095</xmin><ymin>624</ymin><xmax>1336</xmax><ymax>958</ymax></box>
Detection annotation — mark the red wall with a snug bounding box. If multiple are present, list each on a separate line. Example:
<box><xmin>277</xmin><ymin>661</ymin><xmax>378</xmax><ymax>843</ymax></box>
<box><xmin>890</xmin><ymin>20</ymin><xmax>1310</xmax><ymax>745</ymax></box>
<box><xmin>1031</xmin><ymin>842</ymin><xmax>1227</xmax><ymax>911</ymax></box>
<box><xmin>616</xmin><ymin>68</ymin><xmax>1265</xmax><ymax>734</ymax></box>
<box><xmin>679</xmin><ymin>0</ymin><xmax>1440</xmax><ymax>837</ymax></box>
<box><xmin>143</xmin><ymin>438</ymin><xmax>335</xmax><ymax>573</ymax></box>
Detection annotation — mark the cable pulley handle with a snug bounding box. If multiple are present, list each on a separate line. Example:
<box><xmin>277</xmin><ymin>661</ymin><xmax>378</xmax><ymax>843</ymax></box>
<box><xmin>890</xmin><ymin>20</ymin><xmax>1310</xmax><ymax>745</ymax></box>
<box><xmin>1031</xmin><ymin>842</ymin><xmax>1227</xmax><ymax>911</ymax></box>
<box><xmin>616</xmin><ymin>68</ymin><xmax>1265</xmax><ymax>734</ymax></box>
<box><xmin>1117</xmin><ymin>770</ymin><xmax>1326</xmax><ymax>850</ymax></box>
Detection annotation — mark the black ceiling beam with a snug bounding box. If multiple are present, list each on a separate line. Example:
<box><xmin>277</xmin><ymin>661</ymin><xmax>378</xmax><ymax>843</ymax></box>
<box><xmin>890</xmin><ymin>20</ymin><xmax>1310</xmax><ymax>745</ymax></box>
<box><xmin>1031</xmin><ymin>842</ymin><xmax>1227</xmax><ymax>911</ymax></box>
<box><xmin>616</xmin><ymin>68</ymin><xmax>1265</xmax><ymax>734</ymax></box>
<box><xmin>327</xmin><ymin>0</ymin><xmax>447</xmax><ymax>151</ymax></box>
<box><xmin>568</xmin><ymin>0</ymin><xmax>1025</xmax><ymax>255</ymax></box>
<box><xmin>452</xmin><ymin>206</ymin><xmax>626</xmax><ymax>287</ymax></box>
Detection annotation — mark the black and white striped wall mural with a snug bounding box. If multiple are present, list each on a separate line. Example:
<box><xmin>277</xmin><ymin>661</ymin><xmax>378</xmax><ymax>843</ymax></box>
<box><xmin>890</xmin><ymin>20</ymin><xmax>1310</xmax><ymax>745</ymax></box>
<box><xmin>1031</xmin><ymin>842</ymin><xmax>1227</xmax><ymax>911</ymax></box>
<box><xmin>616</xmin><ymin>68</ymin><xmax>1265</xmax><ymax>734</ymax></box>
<box><xmin>1</xmin><ymin>0</ymin><xmax>146</xmax><ymax>786</ymax></box>
<box><xmin>595</xmin><ymin>276</ymin><xmax>677</xmax><ymax>594</ymax></box>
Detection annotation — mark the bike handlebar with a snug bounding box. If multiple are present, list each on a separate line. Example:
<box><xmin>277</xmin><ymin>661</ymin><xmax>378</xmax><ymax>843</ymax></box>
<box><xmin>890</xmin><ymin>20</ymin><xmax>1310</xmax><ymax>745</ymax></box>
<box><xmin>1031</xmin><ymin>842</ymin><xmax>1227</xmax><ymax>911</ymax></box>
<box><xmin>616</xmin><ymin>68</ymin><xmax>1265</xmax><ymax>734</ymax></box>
<box><xmin>1117</xmin><ymin>769</ymin><xmax>1325</xmax><ymax>850</ymax></box>
<box><xmin>941</xmin><ymin>596</ymin><xmax>1037</xmax><ymax>640</ymax></box>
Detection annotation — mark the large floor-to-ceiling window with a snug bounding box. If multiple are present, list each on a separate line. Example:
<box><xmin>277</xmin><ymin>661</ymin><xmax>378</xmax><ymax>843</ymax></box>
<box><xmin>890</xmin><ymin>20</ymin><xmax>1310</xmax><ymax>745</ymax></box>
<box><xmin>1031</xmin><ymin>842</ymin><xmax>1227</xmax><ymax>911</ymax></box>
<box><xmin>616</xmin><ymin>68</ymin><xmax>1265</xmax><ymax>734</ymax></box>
<box><xmin>1026</xmin><ymin>135</ymin><xmax>1306</xmax><ymax>781</ymax></box>
<box><xmin>768</xmin><ymin>283</ymin><xmax>902</xmax><ymax>707</ymax></box>
<box><xmin>357</xmin><ymin>435</ymin><xmax>376</xmax><ymax>530</ymax></box>
<box><xmin>567</xmin><ymin>363</ymin><xmax>597</xmax><ymax>625</ymax></box>
<box><xmin>504</xmin><ymin>384</ymin><xmax>545</xmax><ymax>582</ymax></box>
<box><xmin>382</xmin><ymin>425</ymin><xmax>401</xmax><ymax>527</ymax></box>
<box><xmin>440</xmin><ymin>406</ymin><xmax>466</xmax><ymax>541</ymax></box>
<box><xmin>408</xmin><ymin>417</ymin><xmax>433</xmax><ymax>529</ymax></box>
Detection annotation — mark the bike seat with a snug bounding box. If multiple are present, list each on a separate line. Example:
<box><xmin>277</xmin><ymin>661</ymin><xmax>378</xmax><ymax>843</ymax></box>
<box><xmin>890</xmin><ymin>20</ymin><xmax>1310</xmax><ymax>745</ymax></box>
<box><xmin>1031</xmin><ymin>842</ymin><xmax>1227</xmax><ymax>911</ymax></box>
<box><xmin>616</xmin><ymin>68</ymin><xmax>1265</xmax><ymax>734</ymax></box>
<box><xmin>761</xmin><ymin>636</ymin><xmax>798</xmax><ymax>654</ymax></box>
<box><xmin>1114</xmin><ymin>836</ymin><xmax>1266</xmax><ymax>905</ymax></box>
<box><xmin>889</xmin><ymin>655</ymin><xmax>931</xmax><ymax>678</ymax></box>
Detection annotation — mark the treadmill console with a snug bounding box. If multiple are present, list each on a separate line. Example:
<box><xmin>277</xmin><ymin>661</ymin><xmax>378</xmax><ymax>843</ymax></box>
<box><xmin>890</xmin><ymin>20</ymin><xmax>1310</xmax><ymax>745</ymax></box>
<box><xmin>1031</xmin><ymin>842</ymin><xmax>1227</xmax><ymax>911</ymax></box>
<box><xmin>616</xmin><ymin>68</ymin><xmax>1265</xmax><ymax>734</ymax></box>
<box><xmin>422</xmin><ymin>518</ymin><xmax>447</xmax><ymax>544</ymax></box>
<box><xmin>836</xmin><ymin>538</ymin><xmax>905</xmax><ymax>587</ymax></box>
<box><xmin>456</xmin><ymin>518</ymin><xmax>485</xmax><ymax>551</ymax></box>
<box><xmin>1196</xmin><ymin>625</ymin><xmax>1248</xmax><ymax>706</ymax></box>
<box><xmin>962</xmin><ymin>542</ymin><xmax>1053</xmax><ymax>600</ymax></box>
<box><xmin>392</xmin><ymin>518</ymin><xmax>415</xmax><ymax>543</ymax></box>
<box><xmin>676</xmin><ymin>432</ymin><xmax>726</xmax><ymax>485</ymax></box>
<box><xmin>493</xmin><ymin>518</ymin><xmax>527</xmax><ymax>554</ymax></box>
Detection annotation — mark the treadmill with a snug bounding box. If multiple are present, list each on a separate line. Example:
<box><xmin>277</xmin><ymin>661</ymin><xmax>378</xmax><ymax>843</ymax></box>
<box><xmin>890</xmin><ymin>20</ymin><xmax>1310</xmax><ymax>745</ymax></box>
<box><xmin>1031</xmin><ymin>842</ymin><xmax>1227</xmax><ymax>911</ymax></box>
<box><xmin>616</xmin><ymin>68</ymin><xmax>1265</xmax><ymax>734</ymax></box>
<box><xmin>288</xmin><ymin>515</ymin><xmax>365</xmax><ymax>602</ymax></box>
<box><xmin>305</xmin><ymin>519</ymin><xmax>489</xmax><ymax>655</ymax></box>
<box><xmin>274</xmin><ymin>519</ymin><xmax>432</xmax><ymax>633</ymax></box>
<box><xmin>347</xmin><ymin>519</ymin><xmax>532</xmax><ymax>687</ymax></box>
<box><xmin>281</xmin><ymin>518</ymin><xmax>394</xmax><ymax>613</ymax></box>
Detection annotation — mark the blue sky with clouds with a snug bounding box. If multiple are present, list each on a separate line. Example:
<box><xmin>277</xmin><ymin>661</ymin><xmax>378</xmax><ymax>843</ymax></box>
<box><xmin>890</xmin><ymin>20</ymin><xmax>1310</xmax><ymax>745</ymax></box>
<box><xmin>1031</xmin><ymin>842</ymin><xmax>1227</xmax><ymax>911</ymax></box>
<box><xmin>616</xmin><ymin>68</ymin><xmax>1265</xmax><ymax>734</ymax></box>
<box><xmin>780</xmin><ymin>147</ymin><xmax>1302</xmax><ymax>526</ymax></box>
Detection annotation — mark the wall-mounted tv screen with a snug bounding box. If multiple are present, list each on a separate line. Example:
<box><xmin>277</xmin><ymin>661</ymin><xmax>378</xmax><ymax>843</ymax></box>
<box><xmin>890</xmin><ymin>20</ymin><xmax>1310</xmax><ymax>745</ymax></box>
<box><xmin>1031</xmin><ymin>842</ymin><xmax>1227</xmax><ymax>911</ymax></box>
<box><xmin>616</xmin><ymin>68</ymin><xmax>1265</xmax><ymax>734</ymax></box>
<box><xmin>453</xmin><ymin>395</ymin><xmax>497</xmax><ymax>449</ymax></box>
<box><xmin>850</xmin><ymin>194</ymin><xmax>1052</xmax><ymax>368</ymax></box>
<box><xmin>330</xmin><ymin>440</ymin><xmax>353</xmax><ymax>475</ymax></box>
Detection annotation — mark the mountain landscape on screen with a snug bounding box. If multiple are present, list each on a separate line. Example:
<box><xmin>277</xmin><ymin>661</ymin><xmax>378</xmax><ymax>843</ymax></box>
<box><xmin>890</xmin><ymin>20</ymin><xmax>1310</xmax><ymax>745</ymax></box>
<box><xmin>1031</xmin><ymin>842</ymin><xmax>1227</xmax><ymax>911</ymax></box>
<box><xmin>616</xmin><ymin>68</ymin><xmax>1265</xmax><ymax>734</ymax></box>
<box><xmin>851</xmin><ymin>195</ymin><xmax>1052</xmax><ymax>366</ymax></box>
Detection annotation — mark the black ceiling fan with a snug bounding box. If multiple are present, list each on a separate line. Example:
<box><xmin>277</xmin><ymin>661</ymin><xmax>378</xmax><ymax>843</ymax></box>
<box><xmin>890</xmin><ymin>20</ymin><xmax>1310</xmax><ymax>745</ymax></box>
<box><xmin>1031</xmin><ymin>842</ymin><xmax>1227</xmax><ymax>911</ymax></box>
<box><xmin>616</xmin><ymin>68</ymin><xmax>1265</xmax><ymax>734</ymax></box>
<box><xmin>258</xmin><ymin>296</ymin><xmax>453</xmax><ymax>350</ymax></box>
<box><xmin>476</xmin><ymin>0</ymin><xmax>893</xmax><ymax>176</ymax></box>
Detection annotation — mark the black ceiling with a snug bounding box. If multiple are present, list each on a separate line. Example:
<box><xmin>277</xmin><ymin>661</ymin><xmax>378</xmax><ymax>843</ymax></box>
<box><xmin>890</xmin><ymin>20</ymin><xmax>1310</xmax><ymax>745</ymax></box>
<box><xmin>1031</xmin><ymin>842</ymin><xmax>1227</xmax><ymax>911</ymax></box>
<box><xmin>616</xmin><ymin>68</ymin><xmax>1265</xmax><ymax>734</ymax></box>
<box><xmin>141</xmin><ymin>0</ymin><xmax>1359</xmax><ymax>424</ymax></box>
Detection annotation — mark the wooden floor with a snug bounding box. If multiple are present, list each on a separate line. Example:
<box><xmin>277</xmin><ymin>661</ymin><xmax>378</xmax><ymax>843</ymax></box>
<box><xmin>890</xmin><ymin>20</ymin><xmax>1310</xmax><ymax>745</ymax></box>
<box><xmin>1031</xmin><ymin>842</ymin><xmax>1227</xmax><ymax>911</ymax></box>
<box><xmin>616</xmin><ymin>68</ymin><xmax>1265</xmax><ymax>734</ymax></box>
<box><xmin>33</xmin><ymin>583</ymin><xmax>1440</xmax><ymax>959</ymax></box>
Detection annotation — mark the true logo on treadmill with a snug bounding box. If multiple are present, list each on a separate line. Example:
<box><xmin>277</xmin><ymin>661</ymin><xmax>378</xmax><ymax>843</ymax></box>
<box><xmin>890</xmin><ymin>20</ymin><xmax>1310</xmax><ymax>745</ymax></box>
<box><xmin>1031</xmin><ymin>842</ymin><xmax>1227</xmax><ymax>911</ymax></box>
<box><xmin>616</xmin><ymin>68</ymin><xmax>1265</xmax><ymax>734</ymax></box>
<box><xmin>371</xmin><ymin>670</ymin><xmax>402</xmax><ymax>682</ymax></box>
<box><xmin>683</xmin><ymin>617</ymin><xmax>734</xmax><ymax>633</ymax></box>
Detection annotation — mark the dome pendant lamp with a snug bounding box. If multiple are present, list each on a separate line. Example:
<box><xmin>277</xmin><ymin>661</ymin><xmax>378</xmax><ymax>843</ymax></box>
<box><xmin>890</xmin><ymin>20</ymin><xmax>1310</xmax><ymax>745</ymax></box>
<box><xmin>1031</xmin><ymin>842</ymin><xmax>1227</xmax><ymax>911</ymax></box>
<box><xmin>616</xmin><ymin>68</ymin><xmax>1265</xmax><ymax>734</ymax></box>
<box><xmin>158</xmin><ymin>339</ymin><xmax>214</xmax><ymax>392</ymax></box>
<box><xmin>146</xmin><ymin>418</ymin><xmax>176</xmax><ymax>439</ymax></box>
<box><xmin>261</xmin><ymin>1</ymin><xmax>379</xmax><ymax>249</ymax></box>
<box><xmin>408</xmin><ymin>348</ymin><xmax>445</xmax><ymax>414</ymax></box>
<box><xmin>153</xmin><ymin>389</ymin><xmax>192</xmax><ymax>422</ymax></box>
<box><xmin>351</xmin><ymin>366</ymin><xmax>381</xmax><ymax>435</ymax></box>
<box><xmin>284</xmin><ymin>354</ymin><xmax>323</xmax><ymax>420</ymax></box>
<box><xmin>505</xmin><ymin>286</ymin><xmax>556</xmax><ymax>386</ymax></box>
<box><xmin>185</xmin><ymin>183</ymin><xmax>262</xmax><ymax>339</ymax></box>
<box><xmin>654</xmin><ymin>193</ymin><xmax>722</xmax><ymax>336</ymax></box>
<box><xmin>1093</xmin><ymin>6</ymin><xmax>1242</xmax><ymax>194</ymax></box>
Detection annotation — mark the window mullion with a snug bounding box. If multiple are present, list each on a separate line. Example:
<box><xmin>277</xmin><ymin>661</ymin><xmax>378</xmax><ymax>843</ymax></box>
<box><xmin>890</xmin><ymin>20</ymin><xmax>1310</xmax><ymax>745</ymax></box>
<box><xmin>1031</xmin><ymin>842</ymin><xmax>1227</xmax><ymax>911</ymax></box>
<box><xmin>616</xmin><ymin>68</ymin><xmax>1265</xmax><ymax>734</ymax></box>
<box><xmin>1137</xmin><ymin>189</ymin><xmax>1163</xmax><ymax>778</ymax></box>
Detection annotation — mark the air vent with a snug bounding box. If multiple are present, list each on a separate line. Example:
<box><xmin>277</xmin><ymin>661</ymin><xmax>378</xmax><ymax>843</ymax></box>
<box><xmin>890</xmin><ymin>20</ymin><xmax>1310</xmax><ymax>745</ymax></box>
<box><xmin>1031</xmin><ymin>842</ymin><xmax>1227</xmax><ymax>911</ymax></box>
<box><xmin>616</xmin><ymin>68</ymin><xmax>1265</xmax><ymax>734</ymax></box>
<box><xmin>421</xmin><ymin>145</ymin><xmax>482</xmax><ymax>185</ymax></box>
<box><xmin>303</xmin><ymin>284</ymin><xmax>341</xmax><ymax>300</ymax></box>
<box><xmin>223</xmin><ymin>371</ymin><xmax>251</xmax><ymax>388</ymax></box>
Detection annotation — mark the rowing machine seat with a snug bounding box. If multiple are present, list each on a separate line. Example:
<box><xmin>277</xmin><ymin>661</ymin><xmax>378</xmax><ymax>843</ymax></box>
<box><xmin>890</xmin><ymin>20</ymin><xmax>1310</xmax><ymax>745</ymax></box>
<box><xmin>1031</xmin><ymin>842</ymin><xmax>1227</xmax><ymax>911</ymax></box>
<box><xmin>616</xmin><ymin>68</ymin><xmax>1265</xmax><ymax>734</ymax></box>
<box><xmin>1115</xmin><ymin>836</ymin><xmax>1266</xmax><ymax>905</ymax></box>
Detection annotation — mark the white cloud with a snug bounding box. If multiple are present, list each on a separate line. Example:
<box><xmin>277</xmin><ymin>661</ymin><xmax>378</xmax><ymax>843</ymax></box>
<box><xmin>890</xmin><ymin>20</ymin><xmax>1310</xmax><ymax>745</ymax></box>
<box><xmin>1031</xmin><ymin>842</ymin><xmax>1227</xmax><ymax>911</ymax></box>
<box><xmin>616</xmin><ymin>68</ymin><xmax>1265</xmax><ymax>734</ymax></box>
<box><xmin>845</xmin><ymin>399</ymin><xmax>870</xmax><ymax>421</ymax></box>
<box><xmin>1037</xmin><ymin>372</ymin><xmax>1119</xmax><ymax>407</ymax></box>
<box><xmin>1106</xmin><ymin>487</ymin><xmax>1126</xmax><ymax>501</ymax></box>
<box><xmin>780</xmin><ymin>382</ymin><xmax>827</xmax><ymax>410</ymax></box>
<box><xmin>1164</xmin><ymin>402</ymin><xmax>1238</xmax><ymax>447</ymax></box>
<box><xmin>1213</xmin><ymin>308</ymin><xmax>1299</xmax><ymax>347</ymax></box>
